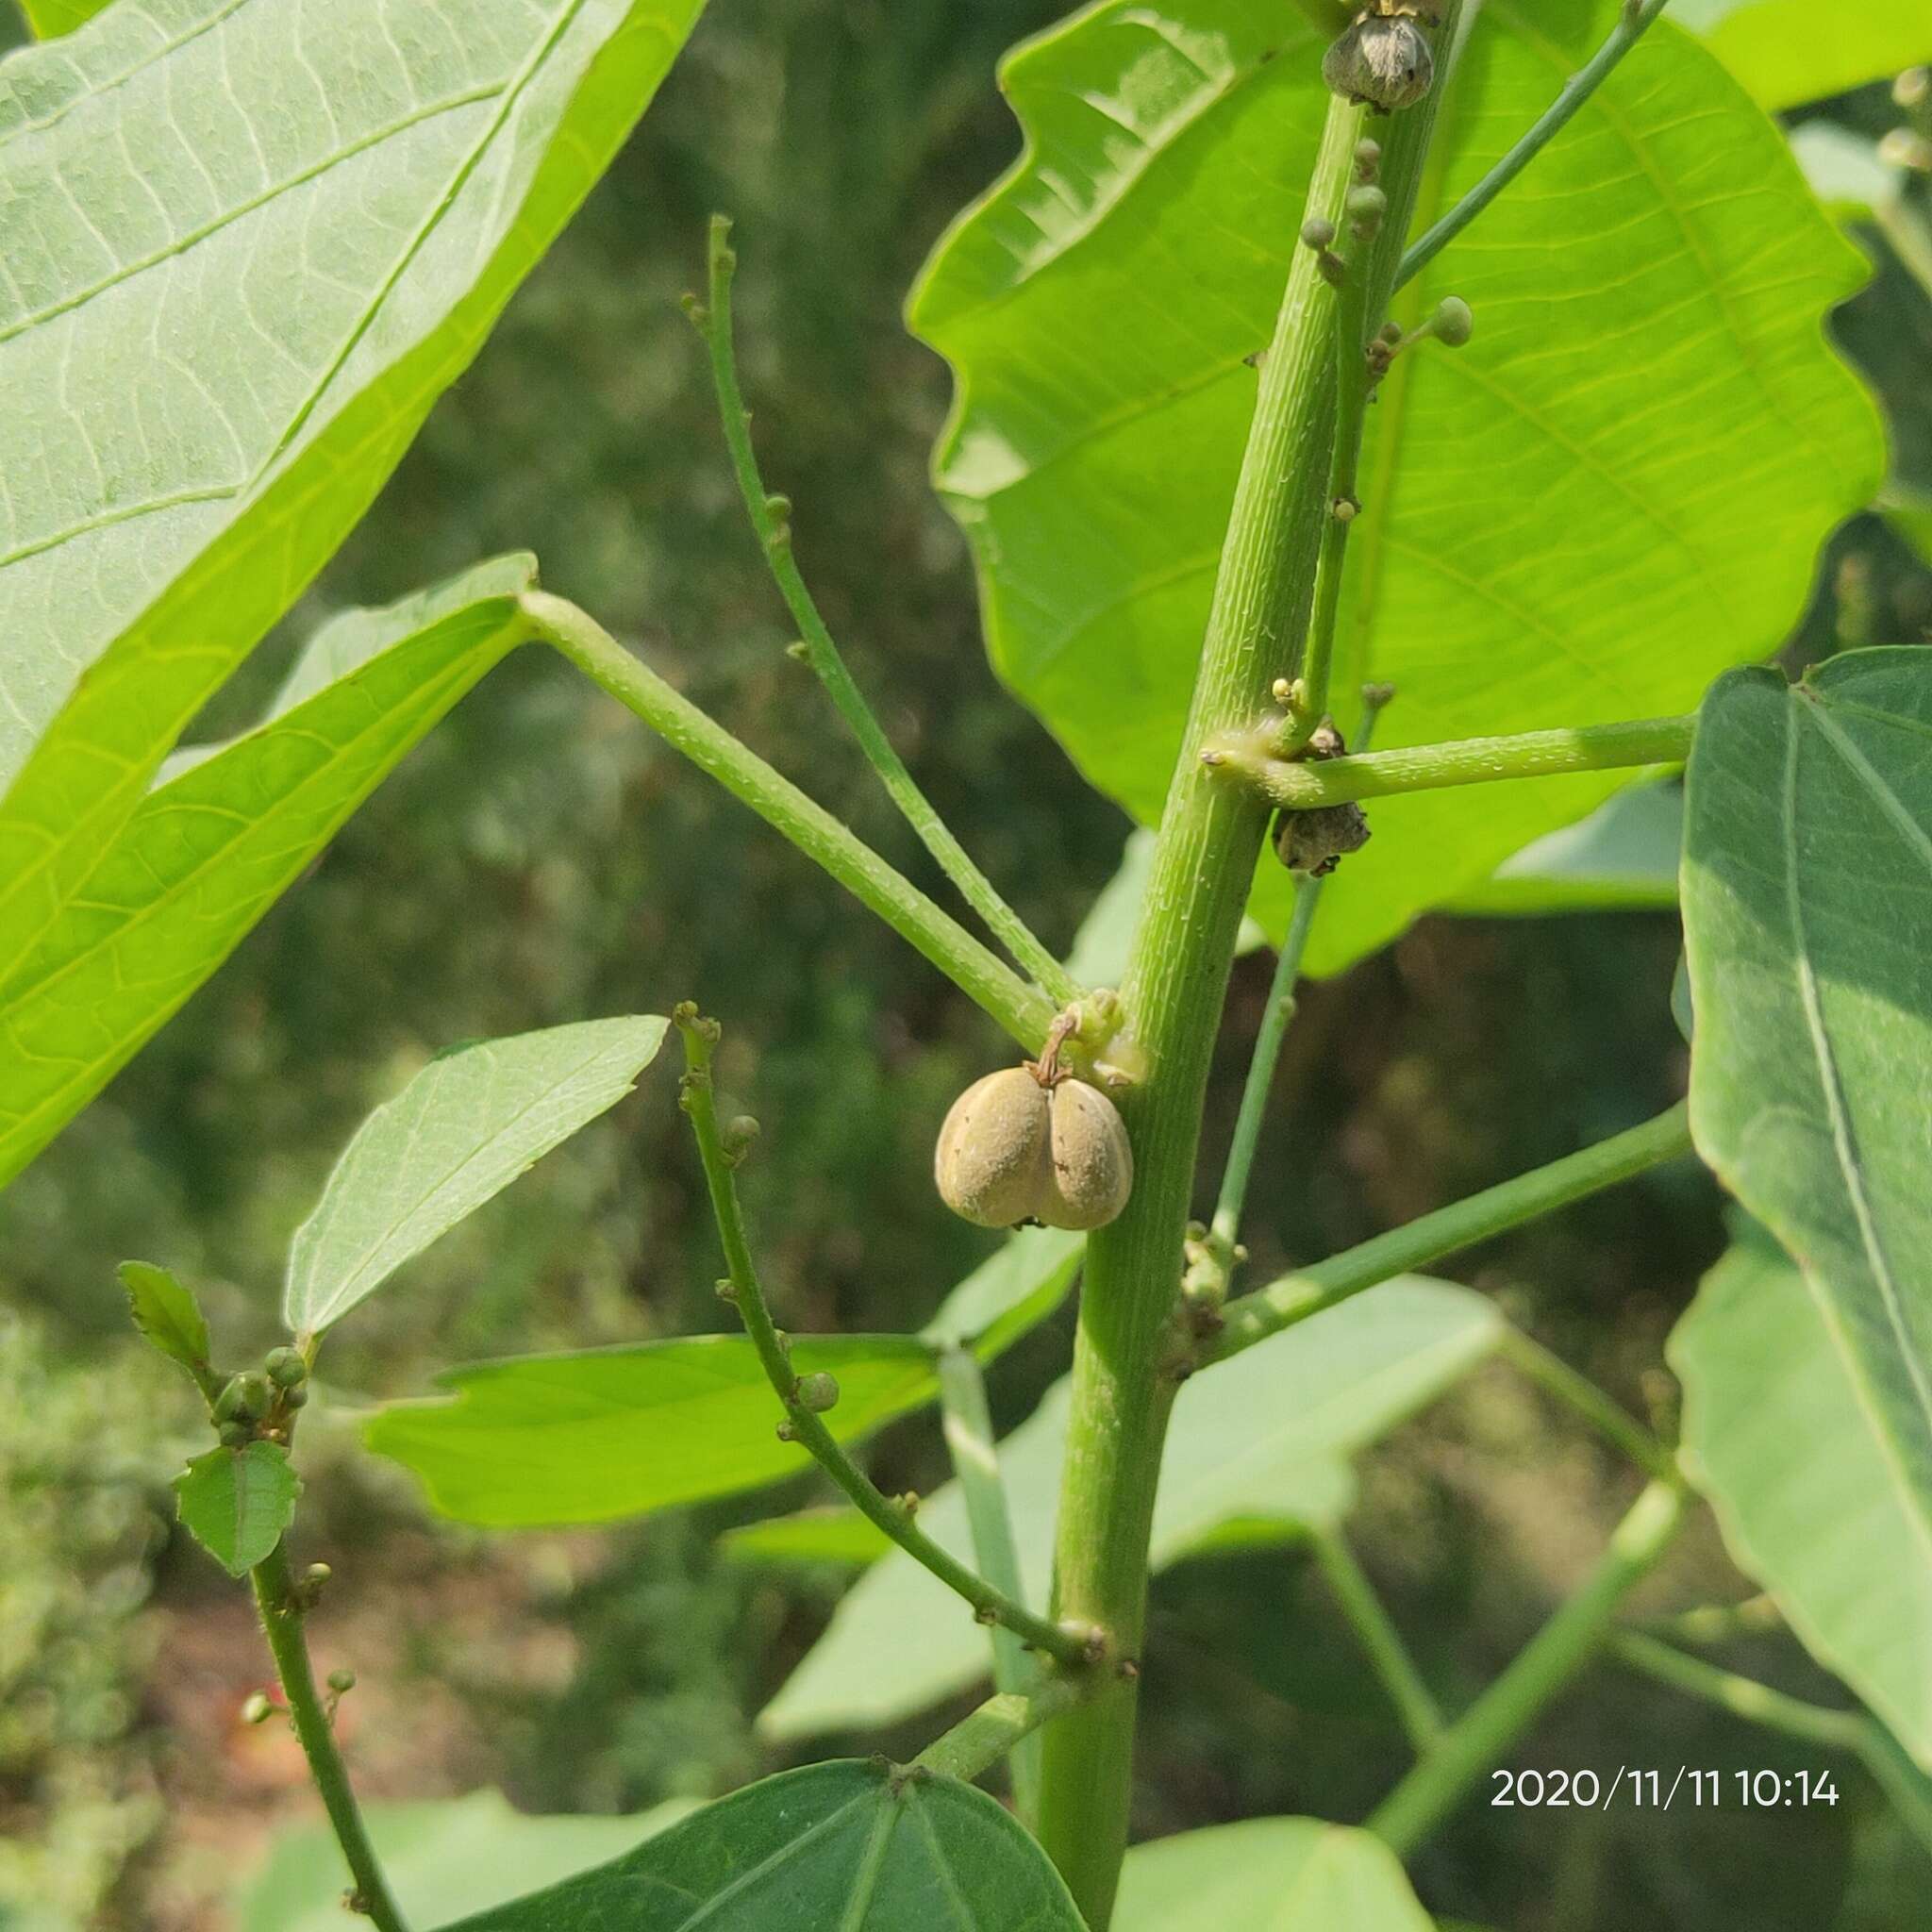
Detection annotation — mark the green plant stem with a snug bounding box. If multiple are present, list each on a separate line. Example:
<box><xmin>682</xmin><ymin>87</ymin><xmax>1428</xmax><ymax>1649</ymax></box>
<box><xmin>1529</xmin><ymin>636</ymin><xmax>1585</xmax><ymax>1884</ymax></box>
<box><xmin>1397</xmin><ymin>0</ymin><xmax>1676</xmax><ymax>291</ymax></box>
<box><xmin>525</xmin><ymin>593</ymin><xmax>1055</xmax><ymax>1054</ymax></box>
<box><xmin>691</xmin><ymin>219</ymin><xmax>1077</xmax><ymax>1006</ymax></box>
<box><xmin>1369</xmin><ymin>1474</ymin><xmax>1688</xmax><ymax>1854</ymax></box>
<box><xmin>1033</xmin><ymin>18</ymin><xmax>1467</xmax><ymax>1914</ymax></box>
<box><xmin>1206</xmin><ymin>1100</ymin><xmax>1691</xmax><ymax>1367</ymax></box>
<box><xmin>1209</xmin><ymin>714</ymin><xmax>1696</xmax><ymax>811</ymax></box>
<box><xmin>938</xmin><ymin>1345</ymin><xmax>1043</xmax><ymax>1821</ymax></box>
<box><xmin>1642</xmin><ymin>1594</ymin><xmax>1781</xmax><ymax>1645</ymax></box>
<box><xmin>674</xmin><ymin>1014</ymin><xmax>1090</xmax><ymax>1669</ymax></box>
<box><xmin>1498</xmin><ymin>1328</ymin><xmax>1674</xmax><ymax>1480</ymax></box>
<box><xmin>911</xmin><ymin>1671</ymin><xmax>1093</xmax><ymax>1785</ymax></box>
<box><xmin>1607</xmin><ymin>1631</ymin><xmax>1862</xmax><ymax>1751</ymax></box>
<box><xmin>251</xmin><ymin>1543</ymin><xmax>408</xmax><ymax>1932</ymax></box>
<box><xmin>1208</xmin><ymin>686</ymin><xmax>1391</xmax><ymax>1272</ymax></box>
<box><xmin>1312</xmin><ymin>1528</ymin><xmax>1443</xmax><ymax>1752</ymax></box>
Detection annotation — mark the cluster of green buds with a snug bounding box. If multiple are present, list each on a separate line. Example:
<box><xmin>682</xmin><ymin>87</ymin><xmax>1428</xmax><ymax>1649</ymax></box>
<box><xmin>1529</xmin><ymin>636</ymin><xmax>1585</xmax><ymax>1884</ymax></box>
<box><xmin>210</xmin><ymin>1344</ymin><xmax>310</xmax><ymax>1446</ymax></box>
<box><xmin>1323</xmin><ymin>1</ymin><xmax>1441</xmax><ymax>114</ymax></box>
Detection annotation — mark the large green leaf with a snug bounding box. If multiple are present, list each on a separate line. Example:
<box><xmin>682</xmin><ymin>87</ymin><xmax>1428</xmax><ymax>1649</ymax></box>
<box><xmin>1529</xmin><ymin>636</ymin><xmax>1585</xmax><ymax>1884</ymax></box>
<box><xmin>0</xmin><ymin>557</ymin><xmax>534</xmax><ymax>1190</ymax></box>
<box><xmin>366</xmin><ymin>1227</ymin><xmax>1081</xmax><ymax>1525</ymax></box>
<box><xmin>760</xmin><ymin>1277</ymin><xmax>1500</xmax><ymax>1740</ymax></box>
<box><xmin>238</xmin><ymin>1790</ymin><xmax>698</xmax><ymax>1932</ymax></box>
<box><xmin>174</xmin><ymin>1440</ymin><xmax>300</xmax><ymax>1577</ymax></box>
<box><xmin>17</xmin><ymin>0</ymin><xmax>109</xmax><ymax>40</ymax></box>
<box><xmin>441</xmin><ymin>1761</ymin><xmax>1086</xmax><ymax>1932</ymax></box>
<box><xmin>1114</xmin><ymin>1818</ymin><xmax>1432</xmax><ymax>1931</ymax></box>
<box><xmin>1674</xmin><ymin>1232</ymin><xmax>1932</xmax><ymax>1771</ymax></box>
<box><xmin>286</xmin><ymin>1016</ymin><xmax>668</xmax><ymax>1339</ymax></box>
<box><xmin>1446</xmin><ymin>781</ymin><xmax>1681</xmax><ymax>917</ymax></box>
<box><xmin>0</xmin><ymin>0</ymin><xmax>703</xmax><ymax>1011</ymax></box>
<box><xmin>1676</xmin><ymin>0</ymin><xmax>1932</xmax><ymax>110</ymax></box>
<box><xmin>1682</xmin><ymin>647</ymin><xmax>1932</xmax><ymax>1670</ymax></box>
<box><xmin>911</xmin><ymin>0</ymin><xmax>1879</xmax><ymax>976</ymax></box>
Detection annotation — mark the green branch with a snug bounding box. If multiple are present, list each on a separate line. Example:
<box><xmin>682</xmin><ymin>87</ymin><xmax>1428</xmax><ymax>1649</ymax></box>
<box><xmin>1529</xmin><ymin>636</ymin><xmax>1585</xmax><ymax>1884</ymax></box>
<box><xmin>674</xmin><ymin>1010</ymin><xmax>1092</xmax><ymax>1670</ymax></box>
<box><xmin>1368</xmin><ymin>1475</ymin><xmax>1689</xmax><ymax>1854</ymax></box>
<box><xmin>1499</xmin><ymin>1328</ymin><xmax>1673</xmax><ymax>1481</ymax></box>
<box><xmin>1311</xmin><ymin>1528</ymin><xmax>1444</xmax><ymax>1753</ymax></box>
<box><xmin>251</xmin><ymin>1544</ymin><xmax>409</xmax><ymax>1932</ymax></box>
<box><xmin>688</xmin><ymin>218</ymin><xmax>1078</xmax><ymax>1005</ymax></box>
<box><xmin>1205</xmin><ymin>1101</ymin><xmax>1692</xmax><ymax>1367</ymax></box>
<box><xmin>1397</xmin><ymin>0</ymin><xmax>1677</xmax><ymax>290</ymax></box>
<box><xmin>911</xmin><ymin>1671</ymin><xmax>1095</xmax><ymax>1786</ymax></box>
<box><xmin>525</xmin><ymin>593</ymin><xmax>1056</xmax><ymax>1053</ymax></box>
<box><xmin>1205</xmin><ymin>714</ymin><xmax>1695</xmax><ymax>811</ymax></box>
<box><xmin>939</xmin><ymin>1346</ymin><xmax>1045</xmax><ymax>1820</ymax></box>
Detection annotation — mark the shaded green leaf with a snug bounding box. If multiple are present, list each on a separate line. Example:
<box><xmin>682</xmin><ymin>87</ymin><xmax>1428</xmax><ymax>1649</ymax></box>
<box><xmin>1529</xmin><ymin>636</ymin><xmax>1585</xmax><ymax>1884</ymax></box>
<box><xmin>911</xmin><ymin>0</ymin><xmax>1878</xmax><ymax>976</ymax></box>
<box><xmin>286</xmin><ymin>1017</ymin><xmax>668</xmax><ymax>1339</ymax></box>
<box><xmin>1676</xmin><ymin>0</ymin><xmax>1932</xmax><ymax>109</ymax></box>
<box><xmin>761</xmin><ymin>1277</ymin><xmax>1500</xmax><ymax>1740</ymax></box>
<box><xmin>1114</xmin><ymin>1818</ymin><xmax>1433</xmax><ymax>1931</ymax></box>
<box><xmin>1682</xmin><ymin>646</ymin><xmax>1932</xmax><ymax>1696</ymax></box>
<box><xmin>118</xmin><ymin>1259</ymin><xmax>210</xmax><ymax>1376</ymax></box>
<box><xmin>368</xmin><ymin>1227</ymin><xmax>1080</xmax><ymax>1526</ymax></box>
<box><xmin>238</xmin><ymin>1790</ymin><xmax>699</xmax><ymax>1932</ymax></box>
<box><xmin>1065</xmin><ymin>829</ymin><xmax>1265</xmax><ymax>990</ymax></box>
<box><xmin>1672</xmin><ymin>1231</ymin><xmax>1932</xmax><ymax>1769</ymax></box>
<box><xmin>0</xmin><ymin>0</ymin><xmax>703</xmax><ymax>1024</ymax></box>
<box><xmin>1446</xmin><ymin>782</ymin><xmax>1681</xmax><ymax>917</ymax></box>
<box><xmin>0</xmin><ymin>557</ymin><xmax>535</xmax><ymax>1190</ymax></box>
<box><xmin>719</xmin><ymin>1507</ymin><xmax>894</xmax><ymax>1571</ymax></box>
<box><xmin>441</xmin><ymin>1761</ymin><xmax>1085</xmax><ymax>1932</ymax></box>
<box><xmin>175</xmin><ymin>1441</ymin><xmax>300</xmax><ymax>1578</ymax></box>
<box><xmin>366</xmin><ymin>1334</ymin><xmax>944</xmax><ymax>1529</ymax></box>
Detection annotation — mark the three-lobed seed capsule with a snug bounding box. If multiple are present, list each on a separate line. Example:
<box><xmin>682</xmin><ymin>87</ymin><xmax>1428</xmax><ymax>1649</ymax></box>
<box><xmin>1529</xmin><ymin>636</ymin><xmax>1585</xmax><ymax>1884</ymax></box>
<box><xmin>934</xmin><ymin>1064</ymin><xmax>1134</xmax><ymax>1232</ymax></box>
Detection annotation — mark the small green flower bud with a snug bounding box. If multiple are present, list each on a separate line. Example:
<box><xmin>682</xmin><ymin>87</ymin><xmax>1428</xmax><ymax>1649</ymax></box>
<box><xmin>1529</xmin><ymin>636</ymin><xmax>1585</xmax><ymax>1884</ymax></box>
<box><xmin>305</xmin><ymin>1563</ymin><xmax>333</xmax><ymax>1591</ymax></box>
<box><xmin>326</xmin><ymin>1668</ymin><xmax>357</xmax><ymax>1695</ymax></box>
<box><xmin>1346</xmin><ymin>185</ymin><xmax>1388</xmax><ymax>234</ymax></box>
<box><xmin>282</xmin><ymin>1382</ymin><xmax>310</xmax><ymax>1409</ymax></box>
<box><xmin>213</xmin><ymin>1371</ymin><xmax>271</xmax><ymax>1424</ymax></box>
<box><xmin>1354</xmin><ymin>137</ymin><xmax>1382</xmax><ymax>180</ymax></box>
<box><xmin>722</xmin><ymin>1114</ymin><xmax>761</xmax><ymax>1166</ymax></box>
<box><xmin>1299</xmin><ymin>216</ymin><xmax>1337</xmax><ymax>252</ymax></box>
<box><xmin>265</xmin><ymin>1347</ymin><xmax>308</xmax><ymax>1388</ymax></box>
<box><xmin>242</xmin><ymin>1691</ymin><xmax>275</xmax><ymax>1725</ymax></box>
<box><xmin>1430</xmin><ymin>295</ymin><xmax>1474</xmax><ymax>347</ymax></box>
<box><xmin>218</xmin><ymin>1420</ymin><xmax>253</xmax><ymax>1448</ymax></box>
<box><xmin>794</xmin><ymin>1372</ymin><xmax>841</xmax><ymax>1414</ymax></box>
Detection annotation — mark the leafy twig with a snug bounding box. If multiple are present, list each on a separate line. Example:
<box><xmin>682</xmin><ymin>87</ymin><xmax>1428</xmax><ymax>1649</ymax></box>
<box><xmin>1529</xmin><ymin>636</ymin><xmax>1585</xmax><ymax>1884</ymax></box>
<box><xmin>525</xmin><ymin>593</ymin><xmax>1057</xmax><ymax>1054</ymax></box>
<box><xmin>687</xmin><ymin>217</ymin><xmax>1079</xmax><ymax>1006</ymax></box>
<box><xmin>1368</xmin><ymin>1474</ymin><xmax>1689</xmax><ymax>1853</ymax></box>
<box><xmin>251</xmin><ymin>1544</ymin><xmax>409</xmax><ymax>1932</ymax></box>
<box><xmin>1397</xmin><ymin>0</ymin><xmax>1678</xmax><ymax>290</ymax></box>
<box><xmin>673</xmin><ymin>1008</ymin><xmax>1094</xmax><ymax>1670</ymax></box>
<box><xmin>910</xmin><ymin>1672</ymin><xmax>1094</xmax><ymax>1785</ymax></box>
<box><xmin>938</xmin><ymin>1346</ymin><xmax>1045</xmax><ymax>1819</ymax></box>
<box><xmin>1204</xmin><ymin>1101</ymin><xmax>1692</xmax><ymax>1367</ymax></box>
<box><xmin>1205</xmin><ymin>714</ymin><xmax>1696</xmax><ymax>810</ymax></box>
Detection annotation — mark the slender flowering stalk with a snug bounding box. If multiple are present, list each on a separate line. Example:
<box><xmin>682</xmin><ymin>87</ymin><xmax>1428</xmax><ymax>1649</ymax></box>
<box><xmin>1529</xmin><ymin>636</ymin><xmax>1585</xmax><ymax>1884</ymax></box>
<box><xmin>251</xmin><ymin>1544</ymin><xmax>409</xmax><ymax>1932</ymax></box>
<box><xmin>1207</xmin><ymin>714</ymin><xmax>1696</xmax><ymax>812</ymax></box>
<box><xmin>689</xmin><ymin>216</ymin><xmax>1078</xmax><ymax>1006</ymax></box>
<box><xmin>525</xmin><ymin>593</ymin><xmax>1057</xmax><ymax>1054</ymax></box>
<box><xmin>1206</xmin><ymin>1102</ymin><xmax>1691</xmax><ymax>1367</ymax></box>
<box><xmin>674</xmin><ymin>1010</ymin><xmax>1093</xmax><ymax>1670</ymax></box>
<box><xmin>1398</xmin><ymin>0</ymin><xmax>1678</xmax><ymax>290</ymax></box>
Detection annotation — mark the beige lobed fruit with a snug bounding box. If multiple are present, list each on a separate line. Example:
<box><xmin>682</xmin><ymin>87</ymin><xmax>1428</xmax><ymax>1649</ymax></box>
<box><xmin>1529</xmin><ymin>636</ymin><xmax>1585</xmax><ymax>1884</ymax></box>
<box><xmin>935</xmin><ymin>1061</ymin><xmax>1134</xmax><ymax>1232</ymax></box>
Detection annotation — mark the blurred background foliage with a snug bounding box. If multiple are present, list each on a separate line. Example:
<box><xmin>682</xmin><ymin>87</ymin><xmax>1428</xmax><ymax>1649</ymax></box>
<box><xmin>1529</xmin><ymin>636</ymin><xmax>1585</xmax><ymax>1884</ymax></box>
<box><xmin>0</xmin><ymin>4</ymin><xmax>1928</xmax><ymax>1928</ymax></box>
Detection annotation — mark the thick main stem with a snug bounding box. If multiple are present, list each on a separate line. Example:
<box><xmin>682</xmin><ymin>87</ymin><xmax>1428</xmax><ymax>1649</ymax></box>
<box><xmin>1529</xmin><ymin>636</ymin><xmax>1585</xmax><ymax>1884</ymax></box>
<box><xmin>1034</xmin><ymin>19</ymin><xmax>1465</xmax><ymax>1913</ymax></box>
<box><xmin>1368</xmin><ymin>1475</ymin><xmax>1687</xmax><ymax>1853</ymax></box>
<box><xmin>251</xmin><ymin>1545</ymin><xmax>408</xmax><ymax>1932</ymax></box>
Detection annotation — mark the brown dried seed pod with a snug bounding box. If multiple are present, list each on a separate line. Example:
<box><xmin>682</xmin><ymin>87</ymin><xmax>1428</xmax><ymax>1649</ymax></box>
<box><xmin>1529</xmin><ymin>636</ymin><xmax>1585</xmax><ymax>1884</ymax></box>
<box><xmin>934</xmin><ymin>1067</ymin><xmax>1054</xmax><ymax>1228</ymax></box>
<box><xmin>1040</xmin><ymin>1078</ymin><xmax>1136</xmax><ymax>1232</ymax></box>
<box><xmin>1323</xmin><ymin>14</ymin><xmax>1435</xmax><ymax>113</ymax></box>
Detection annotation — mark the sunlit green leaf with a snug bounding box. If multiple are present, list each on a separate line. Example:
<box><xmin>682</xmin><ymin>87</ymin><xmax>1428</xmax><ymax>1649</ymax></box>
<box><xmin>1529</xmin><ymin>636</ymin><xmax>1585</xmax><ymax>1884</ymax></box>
<box><xmin>238</xmin><ymin>1790</ymin><xmax>699</xmax><ymax>1932</ymax></box>
<box><xmin>911</xmin><ymin>0</ymin><xmax>1878</xmax><ymax>976</ymax></box>
<box><xmin>368</xmin><ymin>1225</ymin><xmax>1080</xmax><ymax>1526</ymax></box>
<box><xmin>286</xmin><ymin>1017</ymin><xmax>668</xmax><ymax>1339</ymax></box>
<box><xmin>1673</xmin><ymin>1230</ymin><xmax>1932</xmax><ymax>1770</ymax></box>
<box><xmin>16</xmin><ymin>0</ymin><xmax>109</xmax><ymax>39</ymax></box>
<box><xmin>1675</xmin><ymin>0</ymin><xmax>1932</xmax><ymax>109</ymax></box>
<box><xmin>1683</xmin><ymin>646</ymin><xmax>1932</xmax><ymax>1712</ymax></box>
<box><xmin>1446</xmin><ymin>782</ymin><xmax>1681</xmax><ymax>917</ymax></box>
<box><xmin>1114</xmin><ymin>1818</ymin><xmax>1433</xmax><ymax>1931</ymax></box>
<box><xmin>0</xmin><ymin>0</ymin><xmax>703</xmax><ymax>1024</ymax></box>
<box><xmin>760</xmin><ymin>1277</ymin><xmax>1500</xmax><ymax>1740</ymax></box>
<box><xmin>0</xmin><ymin>558</ymin><xmax>535</xmax><ymax>1190</ymax></box>
<box><xmin>118</xmin><ymin>1259</ymin><xmax>210</xmax><ymax>1376</ymax></box>
<box><xmin>175</xmin><ymin>1441</ymin><xmax>300</xmax><ymax>1578</ymax></box>
<box><xmin>441</xmin><ymin>1761</ymin><xmax>1085</xmax><ymax>1932</ymax></box>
